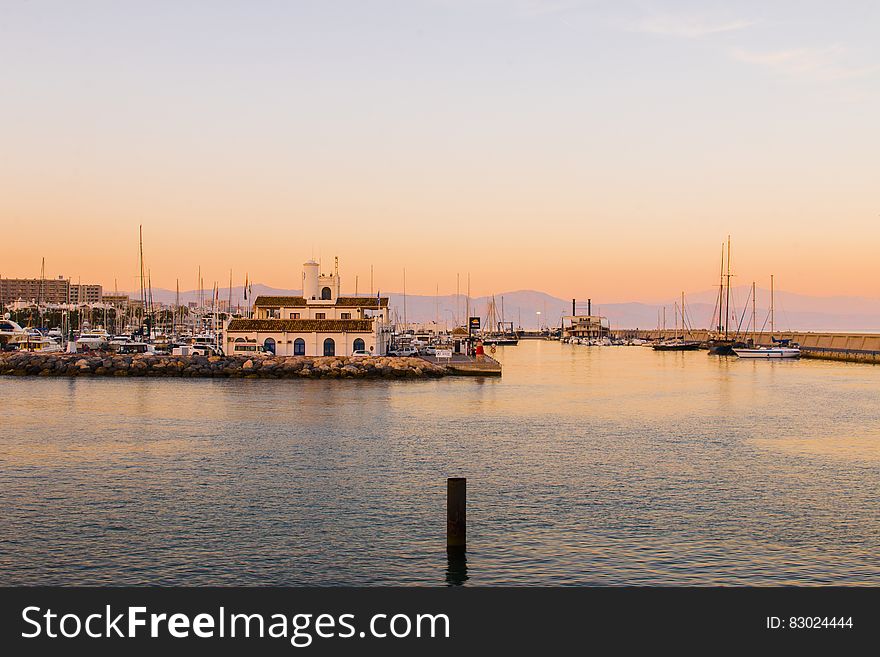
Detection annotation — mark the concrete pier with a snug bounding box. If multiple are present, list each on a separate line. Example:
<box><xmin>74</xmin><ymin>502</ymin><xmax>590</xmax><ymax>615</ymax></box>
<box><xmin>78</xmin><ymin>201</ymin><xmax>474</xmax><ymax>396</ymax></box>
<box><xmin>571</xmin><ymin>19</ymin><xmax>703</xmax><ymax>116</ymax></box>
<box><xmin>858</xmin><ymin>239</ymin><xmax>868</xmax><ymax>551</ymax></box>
<box><xmin>612</xmin><ymin>329</ymin><xmax>880</xmax><ymax>364</ymax></box>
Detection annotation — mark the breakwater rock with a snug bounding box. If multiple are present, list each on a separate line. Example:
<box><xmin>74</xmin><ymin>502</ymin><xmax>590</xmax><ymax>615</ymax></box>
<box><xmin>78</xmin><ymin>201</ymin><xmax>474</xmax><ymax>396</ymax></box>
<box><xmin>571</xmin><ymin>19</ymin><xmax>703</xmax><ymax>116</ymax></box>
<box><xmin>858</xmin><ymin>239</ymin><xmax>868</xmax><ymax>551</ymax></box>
<box><xmin>0</xmin><ymin>353</ymin><xmax>448</xmax><ymax>380</ymax></box>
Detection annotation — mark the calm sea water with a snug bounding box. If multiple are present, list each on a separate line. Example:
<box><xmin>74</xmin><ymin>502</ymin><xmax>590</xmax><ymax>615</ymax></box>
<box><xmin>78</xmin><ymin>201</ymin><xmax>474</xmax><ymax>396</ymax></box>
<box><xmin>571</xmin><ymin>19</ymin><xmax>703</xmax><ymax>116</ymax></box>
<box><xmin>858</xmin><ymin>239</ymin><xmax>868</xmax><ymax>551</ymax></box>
<box><xmin>1</xmin><ymin>342</ymin><xmax>878</xmax><ymax>585</ymax></box>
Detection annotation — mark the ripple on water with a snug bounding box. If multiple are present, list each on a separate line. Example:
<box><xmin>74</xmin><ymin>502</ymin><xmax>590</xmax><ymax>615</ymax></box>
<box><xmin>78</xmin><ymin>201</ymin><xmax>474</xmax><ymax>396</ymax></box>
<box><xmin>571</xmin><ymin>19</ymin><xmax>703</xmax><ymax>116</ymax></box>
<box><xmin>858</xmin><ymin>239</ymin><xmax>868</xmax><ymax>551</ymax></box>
<box><xmin>0</xmin><ymin>342</ymin><xmax>878</xmax><ymax>585</ymax></box>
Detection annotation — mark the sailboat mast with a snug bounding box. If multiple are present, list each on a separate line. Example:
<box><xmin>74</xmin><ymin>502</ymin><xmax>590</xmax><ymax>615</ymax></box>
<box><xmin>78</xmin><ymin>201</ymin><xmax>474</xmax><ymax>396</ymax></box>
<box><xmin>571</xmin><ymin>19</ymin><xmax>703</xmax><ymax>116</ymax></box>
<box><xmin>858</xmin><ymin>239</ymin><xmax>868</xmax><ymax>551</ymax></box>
<box><xmin>752</xmin><ymin>281</ymin><xmax>756</xmax><ymax>344</ymax></box>
<box><xmin>456</xmin><ymin>273</ymin><xmax>460</xmax><ymax>326</ymax></box>
<box><xmin>466</xmin><ymin>273</ymin><xmax>470</xmax><ymax>323</ymax></box>
<box><xmin>724</xmin><ymin>235</ymin><xmax>731</xmax><ymax>340</ymax></box>
<box><xmin>681</xmin><ymin>291</ymin><xmax>686</xmax><ymax>336</ymax></box>
<box><xmin>717</xmin><ymin>244</ymin><xmax>724</xmax><ymax>333</ymax></box>
<box><xmin>177</xmin><ymin>278</ymin><xmax>183</xmax><ymax>335</ymax></box>
<box><xmin>770</xmin><ymin>274</ymin><xmax>775</xmax><ymax>334</ymax></box>
<box><xmin>147</xmin><ymin>269</ymin><xmax>153</xmax><ymax>338</ymax></box>
<box><xmin>138</xmin><ymin>225</ymin><xmax>147</xmax><ymax>334</ymax></box>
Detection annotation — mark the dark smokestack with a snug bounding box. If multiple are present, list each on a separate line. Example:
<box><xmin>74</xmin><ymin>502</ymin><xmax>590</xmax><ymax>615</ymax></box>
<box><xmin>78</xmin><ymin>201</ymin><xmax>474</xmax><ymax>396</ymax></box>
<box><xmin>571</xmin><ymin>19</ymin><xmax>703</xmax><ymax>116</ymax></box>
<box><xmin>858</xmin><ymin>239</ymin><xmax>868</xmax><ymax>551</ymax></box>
<box><xmin>588</xmin><ymin>299</ymin><xmax>591</xmax><ymax>316</ymax></box>
<box><xmin>572</xmin><ymin>298</ymin><xmax>576</xmax><ymax>316</ymax></box>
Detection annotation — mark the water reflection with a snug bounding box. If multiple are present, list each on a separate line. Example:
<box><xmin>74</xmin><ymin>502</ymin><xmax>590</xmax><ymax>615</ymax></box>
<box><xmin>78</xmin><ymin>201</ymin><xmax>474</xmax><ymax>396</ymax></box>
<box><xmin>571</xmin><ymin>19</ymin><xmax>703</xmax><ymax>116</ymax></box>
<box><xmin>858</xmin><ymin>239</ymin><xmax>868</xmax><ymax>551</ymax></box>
<box><xmin>445</xmin><ymin>550</ymin><xmax>468</xmax><ymax>586</ymax></box>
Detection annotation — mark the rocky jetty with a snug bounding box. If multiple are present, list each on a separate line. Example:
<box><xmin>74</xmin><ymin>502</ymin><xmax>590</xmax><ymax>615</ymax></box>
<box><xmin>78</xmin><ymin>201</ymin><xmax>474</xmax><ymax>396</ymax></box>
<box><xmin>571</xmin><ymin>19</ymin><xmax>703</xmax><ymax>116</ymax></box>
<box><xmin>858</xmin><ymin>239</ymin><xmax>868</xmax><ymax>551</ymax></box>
<box><xmin>0</xmin><ymin>352</ymin><xmax>448</xmax><ymax>380</ymax></box>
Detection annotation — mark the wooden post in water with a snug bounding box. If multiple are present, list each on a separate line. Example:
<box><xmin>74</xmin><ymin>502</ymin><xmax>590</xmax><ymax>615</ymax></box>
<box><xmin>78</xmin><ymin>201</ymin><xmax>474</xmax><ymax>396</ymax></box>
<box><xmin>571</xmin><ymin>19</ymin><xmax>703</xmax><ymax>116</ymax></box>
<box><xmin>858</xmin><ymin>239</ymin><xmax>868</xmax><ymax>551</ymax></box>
<box><xmin>447</xmin><ymin>477</ymin><xmax>466</xmax><ymax>552</ymax></box>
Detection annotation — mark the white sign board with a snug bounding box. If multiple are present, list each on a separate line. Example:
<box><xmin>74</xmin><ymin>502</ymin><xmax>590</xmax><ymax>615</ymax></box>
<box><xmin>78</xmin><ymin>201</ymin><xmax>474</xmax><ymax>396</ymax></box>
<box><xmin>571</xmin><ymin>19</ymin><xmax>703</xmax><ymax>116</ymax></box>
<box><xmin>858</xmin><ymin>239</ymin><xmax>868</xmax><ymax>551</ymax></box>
<box><xmin>435</xmin><ymin>349</ymin><xmax>453</xmax><ymax>359</ymax></box>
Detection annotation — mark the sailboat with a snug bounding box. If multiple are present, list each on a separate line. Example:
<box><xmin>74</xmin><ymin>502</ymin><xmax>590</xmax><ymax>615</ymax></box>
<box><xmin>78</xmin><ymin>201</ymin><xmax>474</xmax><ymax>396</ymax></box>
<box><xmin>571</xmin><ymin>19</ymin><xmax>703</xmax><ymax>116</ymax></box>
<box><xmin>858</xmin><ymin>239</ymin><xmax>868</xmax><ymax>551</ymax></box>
<box><xmin>733</xmin><ymin>275</ymin><xmax>800</xmax><ymax>359</ymax></box>
<box><xmin>733</xmin><ymin>342</ymin><xmax>800</xmax><ymax>358</ymax></box>
<box><xmin>708</xmin><ymin>236</ymin><xmax>747</xmax><ymax>355</ymax></box>
<box><xmin>481</xmin><ymin>295</ymin><xmax>519</xmax><ymax>346</ymax></box>
<box><xmin>652</xmin><ymin>293</ymin><xmax>701</xmax><ymax>351</ymax></box>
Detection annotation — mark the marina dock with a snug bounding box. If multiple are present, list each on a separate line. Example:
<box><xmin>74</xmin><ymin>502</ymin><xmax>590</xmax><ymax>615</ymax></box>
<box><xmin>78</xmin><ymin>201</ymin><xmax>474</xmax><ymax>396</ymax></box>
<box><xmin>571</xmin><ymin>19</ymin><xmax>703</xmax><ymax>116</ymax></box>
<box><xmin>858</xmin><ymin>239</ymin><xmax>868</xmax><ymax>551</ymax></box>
<box><xmin>420</xmin><ymin>353</ymin><xmax>503</xmax><ymax>376</ymax></box>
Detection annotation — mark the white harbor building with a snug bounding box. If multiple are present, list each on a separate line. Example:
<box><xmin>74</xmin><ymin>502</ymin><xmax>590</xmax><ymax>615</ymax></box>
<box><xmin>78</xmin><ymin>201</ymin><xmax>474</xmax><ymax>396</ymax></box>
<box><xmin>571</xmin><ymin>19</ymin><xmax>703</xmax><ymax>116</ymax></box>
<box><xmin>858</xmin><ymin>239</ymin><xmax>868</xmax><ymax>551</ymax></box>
<box><xmin>225</xmin><ymin>260</ymin><xmax>391</xmax><ymax>357</ymax></box>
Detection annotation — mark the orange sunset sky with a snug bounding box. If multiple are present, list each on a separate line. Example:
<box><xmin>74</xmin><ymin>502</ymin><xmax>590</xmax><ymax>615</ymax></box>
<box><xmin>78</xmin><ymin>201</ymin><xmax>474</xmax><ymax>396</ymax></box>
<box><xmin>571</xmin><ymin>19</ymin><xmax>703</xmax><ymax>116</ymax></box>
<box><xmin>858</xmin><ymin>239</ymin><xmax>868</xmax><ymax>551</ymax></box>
<box><xmin>1</xmin><ymin>1</ymin><xmax>878</xmax><ymax>301</ymax></box>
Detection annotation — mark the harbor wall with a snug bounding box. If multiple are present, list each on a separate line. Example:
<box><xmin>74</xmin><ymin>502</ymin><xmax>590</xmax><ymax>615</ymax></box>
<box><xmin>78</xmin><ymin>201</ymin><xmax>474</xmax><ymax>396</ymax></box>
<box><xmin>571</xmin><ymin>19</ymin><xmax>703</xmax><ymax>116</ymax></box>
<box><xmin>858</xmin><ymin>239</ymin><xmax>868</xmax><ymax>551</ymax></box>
<box><xmin>0</xmin><ymin>353</ymin><xmax>448</xmax><ymax>379</ymax></box>
<box><xmin>611</xmin><ymin>329</ymin><xmax>880</xmax><ymax>364</ymax></box>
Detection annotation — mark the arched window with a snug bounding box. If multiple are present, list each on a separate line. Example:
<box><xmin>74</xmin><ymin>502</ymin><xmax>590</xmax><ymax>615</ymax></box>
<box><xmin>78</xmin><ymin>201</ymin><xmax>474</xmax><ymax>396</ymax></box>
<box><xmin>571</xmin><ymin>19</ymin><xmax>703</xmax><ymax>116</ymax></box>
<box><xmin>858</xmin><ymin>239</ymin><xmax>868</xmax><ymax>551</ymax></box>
<box><xmin>323</xmin><ymin>337</ymin><xmax>335</xmax><ymax>356</ymax></box>
<box><xmin>234</xmin><ymin>337</ymin><xmax>245</xmax><ymax>342</ymax></box>
<box><xmin>263</xmin><ymin>337</ymin><xmax>276</xmax><ymax>354</ymax></box>
<box><xmin>294</xmin><ymin>338</ymin><xmax>305</xmax><ymax>356</ymax></box>
<box><xmin>321</xmin><ymin>286</ymin><xmax>332</xmax><ymax>300</ymax></box>
<box><xmin>353</xmin><ymin>338</ymin><xmax>365</xmax><ymax>352</ymax></box>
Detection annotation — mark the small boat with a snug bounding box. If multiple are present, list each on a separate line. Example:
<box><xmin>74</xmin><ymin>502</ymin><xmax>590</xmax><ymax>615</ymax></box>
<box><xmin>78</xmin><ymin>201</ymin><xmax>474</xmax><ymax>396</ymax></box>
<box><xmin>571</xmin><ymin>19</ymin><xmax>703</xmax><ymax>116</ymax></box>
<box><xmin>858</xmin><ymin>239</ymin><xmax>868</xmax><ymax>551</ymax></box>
<box><xmin>652</xmin><ymin>340</ymin><xmax>701</xmax><ymax>351</ymax></box>
<box><xmin>733</xmin><ymin>346</ymin><xmax>800</xmax><ymax>359</ymax></box>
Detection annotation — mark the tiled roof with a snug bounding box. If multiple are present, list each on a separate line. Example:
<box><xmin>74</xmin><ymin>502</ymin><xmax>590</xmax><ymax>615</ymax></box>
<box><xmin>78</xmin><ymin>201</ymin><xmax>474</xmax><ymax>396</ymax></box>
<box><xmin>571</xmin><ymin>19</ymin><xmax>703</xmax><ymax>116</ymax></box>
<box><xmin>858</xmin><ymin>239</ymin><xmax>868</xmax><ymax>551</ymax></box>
<box><xmin>335</xmin><ymin>296</ymin><xmax>389</xmax><ymax>307</ymax></box>
<box><xmin>253</xmin><ymin>296</ymin><xmax>306</xmax><ymax>306</ymax></box>
<box><xmin>227</xmin><ymin>318</ymin><xmax>374</xmax><ymax>332</ymax></box>
<box><xmin>253</xmin><ymin>295</ymin><xmax>389</xmax><ymax>308</ymax></box>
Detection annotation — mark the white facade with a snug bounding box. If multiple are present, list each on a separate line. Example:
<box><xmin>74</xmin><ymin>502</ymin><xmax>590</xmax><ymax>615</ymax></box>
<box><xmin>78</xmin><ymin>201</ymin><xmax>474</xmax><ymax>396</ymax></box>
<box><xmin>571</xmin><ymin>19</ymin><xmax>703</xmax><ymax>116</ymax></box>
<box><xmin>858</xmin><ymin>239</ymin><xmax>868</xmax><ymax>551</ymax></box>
<box><xmin>226</xmin><ymin>259</ymin><xmax>391</xmax><ymax>356</ymax></box>
<box><xmin>227</xmin><ymin>325</ymin><xmax>388</xmax><ymax>357</ymax></box>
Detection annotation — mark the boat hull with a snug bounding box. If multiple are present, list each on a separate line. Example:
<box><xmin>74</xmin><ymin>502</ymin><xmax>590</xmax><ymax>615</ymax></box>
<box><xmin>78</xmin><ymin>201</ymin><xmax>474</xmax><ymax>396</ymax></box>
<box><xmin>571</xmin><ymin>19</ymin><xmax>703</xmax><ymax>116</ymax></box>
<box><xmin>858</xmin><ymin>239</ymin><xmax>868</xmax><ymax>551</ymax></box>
<box><xmin>652</xmin><ymin>342</ymin><xmax>702</xmax><ymax>351</ymax></box>
<box><xmin>707</xmin><ymin>339</ymin><xmax>747</xmax><ymax>355</ymax></box>
<box><xmin>481</xmin><ymin>338</ymin><xmax>519</xmax><ymax>346</ymax></box>
<box><xmin>733</xmin><ymin>348</ymin><xmax>800</xmax><ymax>359</ymax></box>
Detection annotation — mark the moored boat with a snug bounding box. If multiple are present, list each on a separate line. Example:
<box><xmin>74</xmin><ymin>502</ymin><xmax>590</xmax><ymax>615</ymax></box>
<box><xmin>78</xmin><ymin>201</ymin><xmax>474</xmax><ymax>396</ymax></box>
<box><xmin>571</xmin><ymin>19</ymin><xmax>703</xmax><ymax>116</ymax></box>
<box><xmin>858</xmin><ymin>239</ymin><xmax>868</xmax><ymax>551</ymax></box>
<box><xmin>733</xmin><ymin>345</ymin><xmax>800</xmax><ymax>359</ymax></box>
<box><xmin>23</xmin><ymin>335</ymin><xmax>63</xmax><ymax>353</ymax></box>
<box><xmin>652</xmin><ymin>340</ymin><xmax>701</xmax><ymax>351</ymax></box>
<box><xmin>707</xmin><ymin>338</ymin><xmax>747</xmax><ymax>355</ymax></box>
<box><xmin>0</xmin><ymin>319</ymin><xmax>28</xmax><ymax>350</ymax></box>
<box><xmin>75</xmin><ymin>329</ymin><xmax>110</xmax><ymax>351</ymax></box>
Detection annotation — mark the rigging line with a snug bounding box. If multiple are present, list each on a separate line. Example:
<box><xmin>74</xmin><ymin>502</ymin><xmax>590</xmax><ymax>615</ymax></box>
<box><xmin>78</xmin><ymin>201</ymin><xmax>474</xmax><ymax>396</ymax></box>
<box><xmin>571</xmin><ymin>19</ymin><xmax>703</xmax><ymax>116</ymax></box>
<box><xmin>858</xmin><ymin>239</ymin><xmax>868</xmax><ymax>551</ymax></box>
<box><xmin>734</xmin><ymin>286</ymin><xmax>752</xmax><ymax>337</ymax></box>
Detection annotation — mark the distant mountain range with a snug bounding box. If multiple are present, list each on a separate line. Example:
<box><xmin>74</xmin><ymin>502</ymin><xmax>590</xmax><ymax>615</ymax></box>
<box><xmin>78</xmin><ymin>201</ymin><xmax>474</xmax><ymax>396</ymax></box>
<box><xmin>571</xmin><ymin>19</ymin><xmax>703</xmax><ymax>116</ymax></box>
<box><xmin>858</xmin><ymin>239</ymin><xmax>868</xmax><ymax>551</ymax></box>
<box><xmin>127</xmin><ymin>285</ymin><xmax>880</xmax><ymax>332</ymax></box>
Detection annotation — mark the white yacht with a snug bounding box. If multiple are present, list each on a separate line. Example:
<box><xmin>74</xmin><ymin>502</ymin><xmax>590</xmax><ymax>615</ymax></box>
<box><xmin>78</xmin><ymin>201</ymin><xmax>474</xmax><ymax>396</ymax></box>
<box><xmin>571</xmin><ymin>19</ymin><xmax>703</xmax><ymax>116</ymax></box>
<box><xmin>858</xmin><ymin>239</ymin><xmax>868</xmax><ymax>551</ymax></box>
<box><xmin>75</xmin><ymin>329</ymin><xmax>110</xmax><ymax>351</ymax></box>
<box><xmin>0</xmin><ymin>319</ymin><xmax>28</xmax><ymax>350</ymax></box>
<box><xmin>733</xmin><ymin>345</ymin><xmax>800</xmax><ymax>359</ymax></box>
